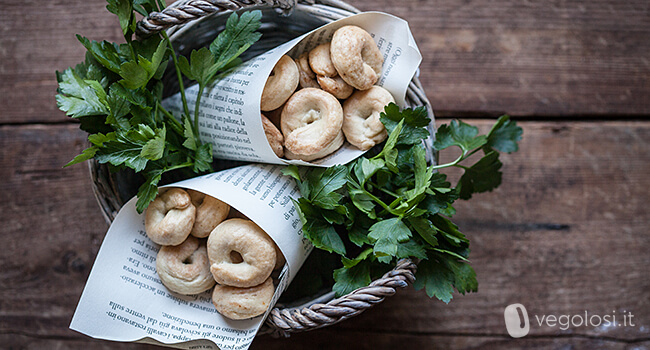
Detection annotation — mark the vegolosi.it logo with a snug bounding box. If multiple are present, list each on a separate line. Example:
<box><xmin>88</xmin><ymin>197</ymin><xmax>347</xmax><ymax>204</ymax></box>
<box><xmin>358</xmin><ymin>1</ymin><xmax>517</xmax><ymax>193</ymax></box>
<box><xmin>504</xmin><ymin>303</ymin><xmax>530</xmax><ymax>338</ymax></box>
<box><xmin>504</xmin><ymin>303</ymin><xmax>637</xmax><ymax>338</ymax></box>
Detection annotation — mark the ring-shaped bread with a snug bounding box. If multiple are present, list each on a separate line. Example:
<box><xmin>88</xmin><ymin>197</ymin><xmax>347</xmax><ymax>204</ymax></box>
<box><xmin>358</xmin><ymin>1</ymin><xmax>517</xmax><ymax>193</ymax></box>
<box><xmin>330</xmin><ymin>25</ymin><xmax>384</xmax><ymax>90</ymax></box>
<box><xmin>342</xmin><ymin>86</ymin><xmax>395</xmax><ymax>151</ymax></box>
<box><xmin>308</xmin><ymin>42</ymin><xmax>337</xmax><ymax>77</ymax></box>
<box><xmin>156</xmin><ymin>236</ymin><xmax>215</xmax><ymax>295</ymax></box>
<box><xmin>262</xmin><ymin>114</ymin><xmax>285</xmax><ymax>158</ymax></box>
<box><xmin>284</xmin><ymin>130</ymin><xmax>344</xmax><ymax>162</ymax></box>
<box><xmin>260</xmin><ymin>55</ymin><xmax>299</xmax><ymax>111</ymax></box>
<box><xmin>212</xmin><ymin>277</ymin><xmax>274</xmax><ymax>320</ymax></box>
<box><xmin>280</xmin><ymin>88</ymin><xmax>343</xmax><ymax>158</ymax></box>
<box><xmin>273</xmin><ymin>243</ymin><xmax>286</xmax><ymax>271</ymax></box>
<box><xmin>207</xmin><ymin>218</ymin><xmax>276</xmax><ymax>288</ymax></box>
<box><xmin>295</xmin><ymin>53</ymin><xmax>320</xmax><ymax>89</ymax></box>
<box><xmin>188</xmin><ymin>189</ymin><xmax>230</xmax><ymax>238</ymax></box>
<box><xmin>145</xmin><ymin>188</ymin><xmax>196</xmax><ymax>246</ymax></box>
<box><xmin>317</xmin><ymin>74</ymin><xmax>354</xmax><ymax>99</ymax></box>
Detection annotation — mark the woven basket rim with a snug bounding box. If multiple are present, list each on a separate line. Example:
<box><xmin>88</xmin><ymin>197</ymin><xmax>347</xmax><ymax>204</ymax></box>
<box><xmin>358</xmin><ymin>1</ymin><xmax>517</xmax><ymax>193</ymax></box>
<box><xmin>89</xmin><ymin>0</ymin><xmax>435</xmax><ymax>337</ymax></box>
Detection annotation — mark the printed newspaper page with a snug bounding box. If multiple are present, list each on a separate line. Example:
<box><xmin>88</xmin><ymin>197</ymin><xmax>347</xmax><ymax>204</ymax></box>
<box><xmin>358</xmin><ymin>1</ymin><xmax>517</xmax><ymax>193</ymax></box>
<box><xmin>163</xmin><ymin>12</ymin><xmax>422</xmax><ymax>166</ymax></box>
<box><xmin>70</xmin><ymin>164</ymin><xmax>310</xmax><ymax>349</ymax></box>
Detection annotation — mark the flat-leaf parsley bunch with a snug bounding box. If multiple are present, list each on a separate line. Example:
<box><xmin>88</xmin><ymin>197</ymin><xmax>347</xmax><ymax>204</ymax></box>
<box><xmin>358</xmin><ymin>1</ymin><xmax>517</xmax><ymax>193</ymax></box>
<box><xmin>284</xmin><ymin>104</ymin><xmax>522</xmax><ymax>302</ymax></box>
<box><xmin>56</xmin><ymin>0</ymin><xmax>262</xmax><ymax>213</ymax></box>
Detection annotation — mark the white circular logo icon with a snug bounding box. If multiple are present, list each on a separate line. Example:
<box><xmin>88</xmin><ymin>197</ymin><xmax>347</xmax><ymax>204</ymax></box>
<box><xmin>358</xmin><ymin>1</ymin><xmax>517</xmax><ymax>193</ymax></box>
<box><xmin>504</xmin><ymin>303</ymin><xmax>530</xmax><ymax>338</ymax></box>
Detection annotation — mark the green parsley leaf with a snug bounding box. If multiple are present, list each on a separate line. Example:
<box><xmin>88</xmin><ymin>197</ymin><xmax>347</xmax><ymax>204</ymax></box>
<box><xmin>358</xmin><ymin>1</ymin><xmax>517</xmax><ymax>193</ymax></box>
<box><xmin>380</xmin><ymin>103</ymin><xmax>431</xmax><ymax>145</ymax></box>
<box><xmin>413</xmin><ymin>258</ymin><xmax>455</xmax><ymax>303</ymax></box>
<box><xmin>64</xmin><ymin>146</ymin><xmax>98</xmax><ymax>167</ymax></box>
<box><xmin>133</xmin><ymin>0</ymin><xmax>159</xmax><ymax>16</ymax></box>
<box><xmin>407</xmin><ymin>216</ymin><xmax>439</xmax><ymax>247</ymax></box>
<box><xmin>457</xmin><ymin>150</ymin><xmax>503</xmax><ymax>200</ymax></box>
<box><xmin>374</xmin><ymin>118</ymin><xmax>402</xmax><ymax>167</ymax></box>
<box><xmin>348</xmin><ymin>187</ymin><xmax>376</xmax><ymax>218</ymax></box>
<box><xmin>178</xmin><ymin>47</ymin><xmax>218</xmax><ymax>86</ymax></box>
<box><xmin>76</xmin><ymin>36</ymin><xmax>123</xmax><ymax>74</ymax></box>
<box><xmin>332</xmin><ymin>260</ymin><xmax>372</xmax><ymax>297</ymax></box>
<box><xmin>119</xmin><ymin>39</ymin><xmax>167</xmax><ymax>89</ymax></box>
<box><xmin>182</xmin><ymin>117</ymin><xmax>198</xmax><ymax>151</ymax></box>
<box><xmin>106</xmin><ymin>0</ymin><xmax>134</xmax><ymax>35</ymax></box>
<box><xmin>56</xmin><ymin>68</ymin><xmax>109</xmax><ymax>118</ymax></box>
<box><xmin>281</xmin><ymin>165</ymin><xmax>301</xmax><ymax>182</ymax></box>
<box><xmin>396</xmin><ymin>240</ymin><xmax>427</xmax><ymax>260</ymax></box>
<box><xmin>433</xmin><ymin>119</ymin><xmax>487</xmax><ymax>153</ymax></box>
<box><xmin>93</xmin><ymin>125</ymin><xmax>164</xmax><ymax>172</ymax></box>
<box><xmin>302</xmin><ymin>219</ymin><xmax>346</xmax><ymax>256</ymax></box>
<box><xmin>106</xmin><ymin>84</ymin><xmax>132</xmax><ymax>129</ymax></box>
<box><xmin>305</xmin><ymin>165</ymin><xmax>347</xmax><ymax>209</ymax></box>
<box><xmin>442</xmin><ymin>258</ymin><xmax>478</xmax><ymax>295</ymax></box>
<box><xmin>348</xmin><ymin>225</ymin><xmax>371</xmax><ymax>247</ymax></box>
<box><xmin>430</xmin><ymin>214</ymin><xmax>468</xmax><ymax>246</ymax></box>
<box><xmin>352</xmin><ymin>157</ymin><xmax>385</xmax><ymax>186</ymax></box>
<box><xmin>135</xmin><ymin>168</ymin><xmax>164</xmax><ymax>213</ymax></box>
<box><xmin>368</xmin><ymin>218</ymin><xmax>412</xmax><ymax>258</ymax></box>
<box><xmin>140</xmin><ymin>125</ymin><xmax>166</xmax><ymax>160</ymax></box>
<box><xmin>485</xmin><ymin>115</ymin><xmax>523</xmax><ymax>153</ymax></box>
<box><xmin>192</xmin><ymin>143</ymin><xmax>213</xmax><ymax>173</ymax></box>
<box><xmin>210</xmin><ymin>10</ymin><xmax>263</xmax><ymax>69</ymax></box>
<box><xmin>119</xmin><ymin>61</ymin><xmax>149</xmax><ymax>89</ymax></box>
<box><xmin>341</xmin><ymin>248</ymin><xmax>373</xmax><ymax>269</ymax></box>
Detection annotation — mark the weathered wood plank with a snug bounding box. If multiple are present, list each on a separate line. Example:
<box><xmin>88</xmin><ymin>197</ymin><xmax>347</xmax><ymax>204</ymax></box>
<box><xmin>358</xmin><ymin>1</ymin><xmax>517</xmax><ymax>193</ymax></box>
<box><xmin>1</xmin><ymin>0</ymin><xmax>648</xmax><ymax>124</ymax></box>
<box><xmin>0</xmin><ymin>124</ymin><xmax>109</xmax><ymax>341</ymax></box>
<box><xmin>359</xmin><ymin>0</ymin><xmax>650</xmax><ymax>117</ymax></box>
<box><xmin>253</xmin><ymin>332</ymin><xmax>650</xmax><ymax>350</ymax></box>
<box><xmin>0</xmin><ymin>0</ymin><xmax>123</xmax><ymax>124</ymax></box>
<box><xmin>2</xmin><ymin>332</ymin><xmax>649</xmax><ymax>350</ymax></box>
<box><xmin>3</xmin><ymin>332</ymin><xmax>648</xmax><ymax>350</ymax></box>
<box><xmin>0</xmin><ymin>121</ymin><xmax>648</xmax><ymax>348</ymax></box>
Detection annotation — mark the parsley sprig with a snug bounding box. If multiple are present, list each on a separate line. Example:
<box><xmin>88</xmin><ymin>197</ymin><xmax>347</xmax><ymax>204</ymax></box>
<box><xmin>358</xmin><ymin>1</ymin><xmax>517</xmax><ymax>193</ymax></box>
<box><xmin>56</xmin><ymin>0</ymin><xmax>262</xmax><ymax>213</ymax></box>
<box><xmin>284</xmin><ymin>104</ymin><xmax>522</xmax><ymax>302</ymax></box>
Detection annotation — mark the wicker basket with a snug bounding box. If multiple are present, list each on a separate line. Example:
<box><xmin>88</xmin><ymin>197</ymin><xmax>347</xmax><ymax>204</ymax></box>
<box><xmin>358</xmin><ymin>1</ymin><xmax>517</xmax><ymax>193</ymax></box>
<box><xmin>89</xmin><ymin>0</ymin><xmax>435</xmax><ymax>337</ymax></box>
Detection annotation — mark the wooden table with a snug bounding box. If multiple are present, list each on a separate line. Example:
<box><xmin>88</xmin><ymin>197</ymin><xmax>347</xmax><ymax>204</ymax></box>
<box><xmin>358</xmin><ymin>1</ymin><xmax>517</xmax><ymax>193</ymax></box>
<box><xmin>1</xmin><ymin>0</ymin><xmax>648</xmax><ymax>349</ymax></box>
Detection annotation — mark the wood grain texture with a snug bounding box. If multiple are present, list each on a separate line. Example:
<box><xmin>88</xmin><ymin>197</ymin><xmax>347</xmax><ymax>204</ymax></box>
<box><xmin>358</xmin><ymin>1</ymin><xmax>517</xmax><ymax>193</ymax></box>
<box><xmin>0</xmin><ymin>121</ymin><xmax>648</xmax><ymax>349</ymax></box>
<box><xmin>0</xmin><ymin>0</ymin><xmax>123</xmax><ymax>124</ymax></box>
<box><xmin>0</xmin><ymin>0</ymin><xmax>648</xmax><ymax>124</ymax></box>
<box><xmin>357</xmin><ymin>0</ymin><xmax>650</xmax><ymax>117</ymax></box>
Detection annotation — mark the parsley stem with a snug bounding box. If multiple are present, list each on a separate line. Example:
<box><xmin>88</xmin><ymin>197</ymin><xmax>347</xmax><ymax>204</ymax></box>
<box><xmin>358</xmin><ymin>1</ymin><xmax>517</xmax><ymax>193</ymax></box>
<box><xmin>361</xmin><ymin>187</ymin><xmax>397</xmax><ymax>216</ymax></box>
<box><xmin>157</xmin><ymin>102</ymin><xmax>183</xmax><ymax>135</ymax></box>
<box><xmin>466</xmin><ymin>148</ymin><xmax>482</xmax><ymax>158</ymax></box>
<box><xmin>429</xmin><ymin>152</ymin><xmax>465</xmax><ymax>170</ymax></box>
<box><xmin>193</xmin><ymin>84</ymin><xmax>205</xmax><ymax>143</ymax></box>
<box><xmin>368</xmin><ymin>181</ymin><xmax>400</xmax><ymax>199</ymax></box>
<box><xmin>155</xmin><ymin>0</ymin><xmax>166</xmax><ymax>11</ymax></box>
<box><xmin>162</xmin><ymin>31</ymin><xmax>191</xmax><ymax>122</ymax></box>
<box><xmin>164</xmin><ymin>161</ymin><xmax>194</xmax><ymax>172</ymax></box>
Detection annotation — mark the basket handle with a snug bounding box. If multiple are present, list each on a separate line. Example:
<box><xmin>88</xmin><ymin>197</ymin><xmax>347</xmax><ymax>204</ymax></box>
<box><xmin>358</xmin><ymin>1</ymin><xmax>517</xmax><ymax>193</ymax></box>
<box><xmin>264</xmin><ymin>258</ymin><xmax>417</xmax><ymax>336</ymax></box>
<box><xmin>136</xmin><ymin>0</ymin><xmax>298</xmax><ymax>38</ymax></box>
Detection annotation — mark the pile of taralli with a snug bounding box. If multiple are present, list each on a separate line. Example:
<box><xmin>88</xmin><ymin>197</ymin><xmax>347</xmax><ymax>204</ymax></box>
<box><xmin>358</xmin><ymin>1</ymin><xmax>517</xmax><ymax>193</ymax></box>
<box><xmin>144</xmin><ymin>25</ymin><xmax>393</xmax><ymax>321</ymax></box>
<box><xmin>260</xmin><ymin>25</ymin><xmax>395</xmax><ymax>161</ymax></box>
<box><xmin>145</xmin><ymin>188</ymin><xmax>285</xmax><ymax>320</ymax></box>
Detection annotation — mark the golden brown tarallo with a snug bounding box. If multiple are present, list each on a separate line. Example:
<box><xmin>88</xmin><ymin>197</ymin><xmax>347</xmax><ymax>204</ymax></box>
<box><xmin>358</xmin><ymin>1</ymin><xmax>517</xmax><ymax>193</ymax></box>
<box><xmin>330</xmin><ymin>25</ymin><xmax>384</xmax><ymax>90</ymax></box>
<box><xmin>156</xmin><ymin>236</ymin><xmax>215</xmax><ymax>295</ymax></box>
<box><xmin>212</xmin><ymin>277</ymin><xmax>275</xmax><ymax>320</ymax></box>
<box><xmin>342</xmin><ymin>86</ymin><xmax>395</xmax><ymax>150</ymax></box>
<box><xmin>280</xmin><ymin>88</ymin><xmax>344</xmax><ymax>160</ymax></box>
<box><xmin>207</xmin><ymin>218</ymin><xmax>277</xmax><ymax>288</ymax></box>
<box><xmin>145</xmin><ymin>188</ymin><xmax>196</xmax><ymax>246</ymax></box>
<box><xmin>188</xmin><ymin>189</ymin><xmax>230</xmax><ymax>238</ymax></box>
<box><xmin>260</xmin><ymin>55</ymin><xmax>299</xmax><ymax>111</ymax></box>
